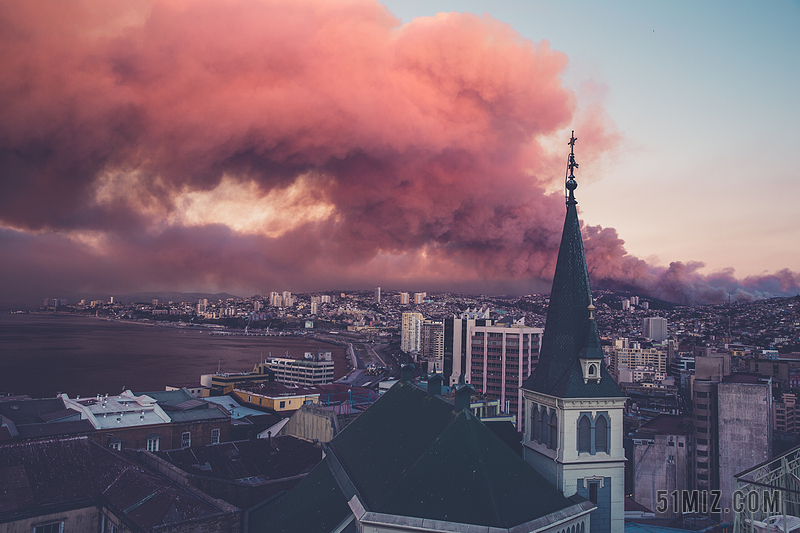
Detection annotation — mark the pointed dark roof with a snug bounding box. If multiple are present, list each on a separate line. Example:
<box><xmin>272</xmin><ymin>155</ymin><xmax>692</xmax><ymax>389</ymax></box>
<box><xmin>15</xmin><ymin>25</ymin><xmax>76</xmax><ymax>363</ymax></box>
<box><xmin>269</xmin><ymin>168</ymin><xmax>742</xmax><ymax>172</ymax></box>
<box><xmin>250</xmin><ymin>382</ymin><xmax>591</xmax><ymax>532</ymax></box>
<box><xmin>522</xmin><ymin>137</ymin><xmax>624</xmax><ymax>399</ymax></box>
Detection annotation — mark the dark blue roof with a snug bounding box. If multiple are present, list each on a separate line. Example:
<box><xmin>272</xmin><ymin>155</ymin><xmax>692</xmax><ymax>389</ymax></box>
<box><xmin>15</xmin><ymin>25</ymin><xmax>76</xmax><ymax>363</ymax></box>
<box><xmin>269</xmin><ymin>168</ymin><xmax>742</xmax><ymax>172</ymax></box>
<box><xmin>522</xmin><ymin>182</ymin><xmax>624</xmax><ymax>399</ymax></box>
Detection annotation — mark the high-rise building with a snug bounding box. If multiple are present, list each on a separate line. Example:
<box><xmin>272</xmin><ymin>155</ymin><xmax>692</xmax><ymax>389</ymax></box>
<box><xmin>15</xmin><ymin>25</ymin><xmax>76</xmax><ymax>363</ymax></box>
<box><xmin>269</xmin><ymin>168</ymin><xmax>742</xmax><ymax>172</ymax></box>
<box><xmin>399</xmin><ymin>292</ymin><xmax>409</xmax><ymax>305</ymax></box>
<box><xmin>421</xmin><ymin>319</ymin><xmax>444</xmax><ymax>361</ymax></box>
<box><xmin>521</xmin><ymin>138</ymin><xmax>627</xmax><ymax>533</ymax></box>
<box><xmin>400</xmin><ymin>312</ymin><xmax>423</xmax><ymax>354</ymax></box>
<box><xmin>282</xmin><ymin>291</ymin><xmax>293</xmax><ymax>307</ymax></box>
<box><xmin>467</xmin><ymin>320</ymin><xmax>542</xmax><ymax>429</ymax></box>
<box><xmin>197</xmin><ymin>298</ymin><xmax>208</xmax><ymax>314</ymax></box>
<box><xmin>414</xmin><ymin>292</ymin><xmax>425</xmax><ymax>304</ymax></box>
<box><xmin>310</xmin><ymin>302</ymin><xmax>318</xmax><ymax>315</ymax></box>
<box><xmin>320</xmin><ymin>295</ymin><xmax>331</xmax><ymax>304</ymax></box>
<box><xmin>642</xmin><ymin>317</ymin><xmax>668</xmax><ymax>342</ymax></box>
<box><xmin>269</xmin><ymin>292</ymin><xmax>280</xmax><ymax>306</ymax></box>
<box><xmin>443</xmin><ymin>308</ymin><xmax>492</xmax><ymax>387</ymax></box>
<box><xmin>374</xmin><ymin>287</ymin><xmax>381</xmax><ymax>304</ymax></box>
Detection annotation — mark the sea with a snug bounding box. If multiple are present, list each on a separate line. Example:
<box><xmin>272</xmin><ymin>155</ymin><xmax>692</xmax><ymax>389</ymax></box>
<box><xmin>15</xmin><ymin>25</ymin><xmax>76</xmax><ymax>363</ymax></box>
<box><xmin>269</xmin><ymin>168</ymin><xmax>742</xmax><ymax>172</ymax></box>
<box><xmin>0</xmin><ymin>313</ymin><xmax>347</xmax><ymax>398</ymax></box>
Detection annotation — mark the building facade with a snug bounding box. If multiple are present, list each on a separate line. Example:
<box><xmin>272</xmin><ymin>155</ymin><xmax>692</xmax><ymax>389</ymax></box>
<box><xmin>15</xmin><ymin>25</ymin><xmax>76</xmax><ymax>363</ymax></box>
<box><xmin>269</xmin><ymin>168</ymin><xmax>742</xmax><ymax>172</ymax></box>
<box><xmin>466</xmin><ymin>322</ymin><xmax>542</xmax><ymax>430</ymax></box>
<box><xmin>642</xmin><ymin>317</ymin><xmax>668</xmax><ymax>342</ymax></box>
<box><xmin>401</xmin><ymin>312</ymin><xmax>424</xmax><ymax>354</ymax></box>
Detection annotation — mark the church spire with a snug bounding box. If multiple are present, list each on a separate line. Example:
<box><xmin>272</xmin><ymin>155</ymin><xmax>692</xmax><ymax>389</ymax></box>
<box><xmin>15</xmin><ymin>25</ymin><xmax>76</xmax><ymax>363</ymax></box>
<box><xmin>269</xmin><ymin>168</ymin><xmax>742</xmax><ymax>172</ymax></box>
<box><xmin>522</xmin><ymin>132</ymin><xmax>623</xmax><ymax>398</ymax></box>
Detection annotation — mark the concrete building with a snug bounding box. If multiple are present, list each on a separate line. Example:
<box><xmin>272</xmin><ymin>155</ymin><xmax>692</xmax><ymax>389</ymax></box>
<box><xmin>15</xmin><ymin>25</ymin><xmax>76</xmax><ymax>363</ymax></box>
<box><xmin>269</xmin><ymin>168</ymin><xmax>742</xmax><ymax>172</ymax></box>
<box><xmin>466</xmin><ymin>320</ymin><xmax>542</xmax><ymax>430</ymax></box>
<box><xmin>521</xmin><ymin>153</ymin><xmax>628</xmax><ymax>533</ymax></box>
<box><xmin>774</xmin><ymin>392</ymin><xmax>797</xmax><ymax>433</ymax></box>
<box><xmin>632</xmin><ymin>415</ymin><xmax>692</xmax><ymax>518</ymax></box>
<box><xmin>400</xmin><ymin>312</ymin><xmax>424</xmax><ymax>354</ymax></box>
<box><xmin>374</xmin><ymin>286</ymin><xmax>381</xmax><ymax>304</ymax></box>
<box><xmin>414</xmin><ymin>292</ymin><xmax>426</xmax><ymax>304</ymax></box>
<box><xmin>642</xmin><ymin>317</ymin><xmax>668</xmax><ymax>342</ymax></box>
<box><xmin>717</xmin><ymin>375</ymin><xmax>773</xmax><ymax>522</ymax></box>
<box><xmin>612</xmin><ymin>339</ymin><xmax>667</xmax><ymax>379</ymax></box>
<box><xmin>420</xmin><ymin>319</ymin><xmax>444</xmax><ymax>361</ymax></box>
<box><xmin>443</xmin><ymin>308</ymin><xmax>493</xmax><ymax>387</ymax></box>
<box><xmin>399</xmin><ymin>292</ymin><xmax>409</xmax><ymax>305</ymax></box>
<box><xmin>265</xmin><ymin>352</ymin><xmax>334</xmax><ymax>386</ymax></box>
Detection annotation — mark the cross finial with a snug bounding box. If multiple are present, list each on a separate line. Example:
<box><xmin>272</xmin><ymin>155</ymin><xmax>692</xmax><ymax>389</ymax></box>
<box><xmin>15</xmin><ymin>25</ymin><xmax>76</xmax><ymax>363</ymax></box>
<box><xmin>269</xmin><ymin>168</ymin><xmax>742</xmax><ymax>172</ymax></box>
<box><xmin>565</xmin><ymin>130</ymin><xmax>579</xmax><ymax>204</ymax></box>
<box><xmin>567</xmin><ymin>130</ymin><xmax>579</xmax><ymax>176</ymax></box>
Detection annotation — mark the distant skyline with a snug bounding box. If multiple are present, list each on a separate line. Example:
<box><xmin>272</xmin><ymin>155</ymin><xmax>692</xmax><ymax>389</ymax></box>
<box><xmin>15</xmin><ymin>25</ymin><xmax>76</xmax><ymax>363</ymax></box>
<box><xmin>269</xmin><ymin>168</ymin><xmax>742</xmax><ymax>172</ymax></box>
<box><xmin>1</xmin><ymin>0</ymin><xmax>798</xmax><ymax>306</ymax></box>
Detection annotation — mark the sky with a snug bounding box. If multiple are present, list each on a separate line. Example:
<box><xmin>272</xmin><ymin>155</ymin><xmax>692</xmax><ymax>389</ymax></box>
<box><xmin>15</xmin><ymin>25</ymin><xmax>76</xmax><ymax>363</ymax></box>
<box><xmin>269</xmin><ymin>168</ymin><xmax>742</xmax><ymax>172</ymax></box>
<box><xmin>1</xmin><ymin>0</ymin><xmax>799</xmax><ymax>306</ymax></box>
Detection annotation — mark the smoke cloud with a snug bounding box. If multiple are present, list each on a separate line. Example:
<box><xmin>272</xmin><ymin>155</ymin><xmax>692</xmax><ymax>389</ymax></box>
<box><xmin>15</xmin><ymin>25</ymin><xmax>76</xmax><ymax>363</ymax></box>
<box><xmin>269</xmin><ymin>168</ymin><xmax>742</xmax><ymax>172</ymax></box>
<box><xmin>0</xmin><ymin>0</ymin><xmax>797</xmax><ymax>306</ymax></box>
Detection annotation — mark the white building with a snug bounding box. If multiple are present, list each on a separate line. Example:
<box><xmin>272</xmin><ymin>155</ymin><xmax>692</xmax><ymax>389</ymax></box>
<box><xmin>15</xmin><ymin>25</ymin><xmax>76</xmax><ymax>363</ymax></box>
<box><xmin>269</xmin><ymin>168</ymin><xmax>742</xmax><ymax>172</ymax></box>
<box><xmin>401</xmin><ymin>312</ymin><xmax>423</xmax><ymax>354</ymax></box>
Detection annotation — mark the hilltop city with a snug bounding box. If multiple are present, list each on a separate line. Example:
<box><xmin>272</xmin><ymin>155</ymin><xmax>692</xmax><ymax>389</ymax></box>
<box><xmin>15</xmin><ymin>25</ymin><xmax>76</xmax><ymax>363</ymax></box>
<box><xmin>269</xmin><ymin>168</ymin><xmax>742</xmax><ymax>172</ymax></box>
<box><xmin>5</xmin><ymin>136</ymin><xmax>800</xmax><ymax>533</ymax></box>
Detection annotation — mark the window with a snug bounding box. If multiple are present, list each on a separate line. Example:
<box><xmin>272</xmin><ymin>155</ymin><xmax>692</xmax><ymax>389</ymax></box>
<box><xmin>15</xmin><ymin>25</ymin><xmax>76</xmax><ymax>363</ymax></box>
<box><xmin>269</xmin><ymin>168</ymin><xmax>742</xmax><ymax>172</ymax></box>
<box><xmin>588</xmin><ymin>482</ymin><xmax>598</xmax><ymax>504</ymax></box>
<box><xmin>211</xmin><ymin>429</ymin><xmax>220</xmax><ymax>444</ymax></box>
<box><xmin>548</xmin><ymin>411</ymin><xmax>558</xmax><ymax>449</ymax></box>
<box><xmin>578</xmin><ymin>416</ymin><xmax>591</xmax><ymax>452</ymax></box>
<box><xmin>182</xmin><ymin>432</ymin><xmax>191</xmax><ymax>448</ymax></box>
<box><xmin>110</xmin><ymin>441</ymin><xmax>122</xmax><ymax>451</ymax></box>
<box><xmin>595</xmin><ymin>415</ymin><xmax>608</xmax><ymax>453</ymax></box>
<box><xmin>34</xmin><ymin>523</ymin><xmax>63</xmax><ymax>533</ymax></box>
<box><xmin>279</xmin><ymin>400</ymin><xmax>286</xmax><ymax>409</ymax></box>
<box><xmin>147</xmin><ymin>437</ymin><xmax>160</xmax><ymax>452</ymax></box>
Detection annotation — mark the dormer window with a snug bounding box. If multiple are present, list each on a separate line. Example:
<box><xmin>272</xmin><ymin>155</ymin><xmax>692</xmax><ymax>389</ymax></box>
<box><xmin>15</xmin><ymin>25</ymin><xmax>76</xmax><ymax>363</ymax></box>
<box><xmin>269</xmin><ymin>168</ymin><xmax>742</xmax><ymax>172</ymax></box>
<box><xmin>589</xmin><ymin>365</ymin><xmax>596</xmax><ymax>377</ymax></box>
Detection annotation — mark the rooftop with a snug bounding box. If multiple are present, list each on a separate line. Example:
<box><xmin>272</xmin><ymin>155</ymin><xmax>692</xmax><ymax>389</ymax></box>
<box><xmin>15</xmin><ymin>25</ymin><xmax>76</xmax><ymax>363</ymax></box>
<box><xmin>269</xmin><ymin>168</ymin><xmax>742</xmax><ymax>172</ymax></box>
<box><xmin>0</xmin><ymin>437</ymin><xmax>235</xmax><ymax>529</ymax></box>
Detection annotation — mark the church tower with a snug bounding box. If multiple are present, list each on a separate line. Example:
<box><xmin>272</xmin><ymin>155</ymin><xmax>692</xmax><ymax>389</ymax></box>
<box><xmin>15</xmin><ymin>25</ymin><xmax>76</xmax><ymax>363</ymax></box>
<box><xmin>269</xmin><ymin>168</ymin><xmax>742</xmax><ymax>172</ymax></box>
<box><xmin>521</xmin><ymin>133</ymin><xmax>627</xmax><ymax>533</ymax></box>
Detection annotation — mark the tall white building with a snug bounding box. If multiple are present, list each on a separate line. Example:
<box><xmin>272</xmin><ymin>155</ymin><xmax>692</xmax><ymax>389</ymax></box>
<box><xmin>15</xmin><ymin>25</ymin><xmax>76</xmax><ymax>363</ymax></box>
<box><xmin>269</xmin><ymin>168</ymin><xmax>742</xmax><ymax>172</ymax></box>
<box><xmin>374</xmin><ymin>287</ymin><xmax>381</xmax><ymax>304</ymax></box>
<box><xmin>414</xmin><ymin>292</ymin><xmax>425</xmax><ymax>304</ymax></box>
<box><xmin>401</xmin><ymin>312</ymin><xmax>423</xmax><ymax>354</ymax></box>
<box><xmin>399</xmin><ymin>292</ymin><xmax>409</xmax><ymax>305</ymax></box>
<box><xmin>642</xmin><ymin>316</ymin><xmax>668</xmax><ymax>342</ymax></box>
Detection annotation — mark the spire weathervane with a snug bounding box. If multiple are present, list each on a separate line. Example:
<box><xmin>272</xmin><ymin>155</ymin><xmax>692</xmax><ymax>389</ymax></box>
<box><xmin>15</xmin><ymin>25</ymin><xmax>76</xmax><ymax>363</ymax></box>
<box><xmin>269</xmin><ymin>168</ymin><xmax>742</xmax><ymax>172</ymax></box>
<box><xmin>565</xmin><ymin>130</ymin><xmax>578</xmax><ymax>205</ymax></box>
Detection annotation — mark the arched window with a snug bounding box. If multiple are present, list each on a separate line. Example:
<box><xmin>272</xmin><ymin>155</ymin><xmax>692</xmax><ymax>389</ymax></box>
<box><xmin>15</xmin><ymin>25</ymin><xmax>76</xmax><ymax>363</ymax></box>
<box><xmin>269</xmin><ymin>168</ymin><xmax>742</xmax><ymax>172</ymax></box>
<box><xmin>578</xmin><ymin>415</ymin><xmax>591</xmax><ymax>452</ymax></box>
<box><xmin>595</xmin><ymin>414</ymin><xmax>608</xmax><ymax>453</ymax></box>
<box><xmin>548</xmin><ymin>411</ymin><xmax>558</xmax><ymax>449</ymax></box>
<box><xmin>588</xmin><ymin>364</ymin><xmax>596</xmax><ymax>376</ymax></box>
<box><xmin>541</xmin><ymin>408</ymin><xmax>548</xmax><ymax>446</ymax></box>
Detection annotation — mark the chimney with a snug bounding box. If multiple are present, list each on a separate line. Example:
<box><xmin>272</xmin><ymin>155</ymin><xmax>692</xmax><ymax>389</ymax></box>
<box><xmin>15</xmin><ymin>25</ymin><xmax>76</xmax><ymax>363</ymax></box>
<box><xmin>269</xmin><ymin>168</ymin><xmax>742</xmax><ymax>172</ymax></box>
<box><xmin>401</xmin><ymin>364</ymin><xmax>415</xmax><ymax>383</ymax></box>
<box><xmin>453</xmin><ymin>384</ymin><xmax>475</xmax><ymax>413</ymax></box>
<box><xmin>427</xmin><ymin>373</ymin><xmax>443</xmax><ymax>398</ymax></box>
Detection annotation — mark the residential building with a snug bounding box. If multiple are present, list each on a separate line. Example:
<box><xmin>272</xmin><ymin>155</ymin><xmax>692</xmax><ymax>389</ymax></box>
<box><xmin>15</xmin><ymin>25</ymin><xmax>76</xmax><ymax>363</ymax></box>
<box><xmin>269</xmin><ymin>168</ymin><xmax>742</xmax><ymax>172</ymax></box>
<box><xmin>374</xmin><ymin>286</ymin><xmax>381</xmax><ymax>304</ymax></box>
<box><xmin>611</xmin><ymin>340</ymin><xmax>667</xmax><ymax>379</ymax></box>
<box><xmin>401</xmin><ymin>312</ymin><xmax>424</xmax><ymax>354</ymax></box>
<box><xmin>264</xmin><ymin>352</ymin><xmax>335</xmax><ymax>386</ymax></box>
<box><xmin>400</xmin><ymin>292</ymin><xmax>409</xmax><ymax>304</ymax></box>
<box><xmin>0</xmin><ymin>437</ymin><xmax>240</xmax><ymax>532</ymax></box>
<box><xmin>414</xmin><ymin>292</ymin><xmax>426</xmax><ymax>304</ymax></box>
<box><xmin>774</xmin><ymin>392</ymin><xmax>797</xmax><ymax>433</ymax></box>
<box><xmin>420</xmin><ymin>318</ymin><xmax>444</xmax><ymax>360</ymax></box>
<box><xmin>642</xmin><ymin>317</ymin><xmax>668</xmax><ymax>342</ymax></box>
<box><xmin>466</xmin><ymin>320</ymin><xmax>542</xmax><ymax>430</ymax></box>
<box><xmin>443</xmin><ymin>308</ymin><xmax>493</xmax><ymax>387</ymax></box>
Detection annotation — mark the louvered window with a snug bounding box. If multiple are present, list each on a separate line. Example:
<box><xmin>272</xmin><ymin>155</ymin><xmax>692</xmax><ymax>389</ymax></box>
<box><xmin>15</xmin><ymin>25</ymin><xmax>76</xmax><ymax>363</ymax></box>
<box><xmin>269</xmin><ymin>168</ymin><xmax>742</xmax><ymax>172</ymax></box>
<box><xmin>578</xmin><ymin>416</ymin><xmax>591</xmax><ymax>452</ymax></box>
<box><xmin>595</xmin><ymin>415</ymin><xmax>608</xmax><ymax>452</ymax></box>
